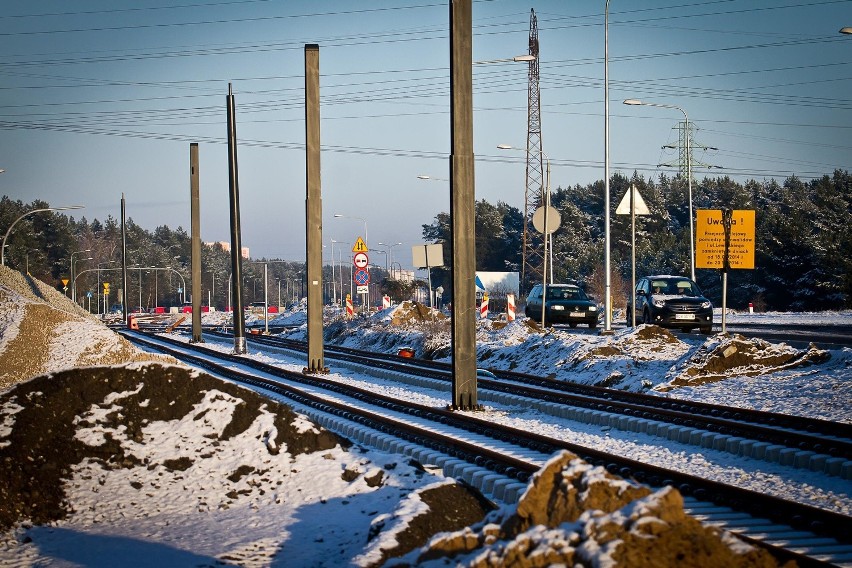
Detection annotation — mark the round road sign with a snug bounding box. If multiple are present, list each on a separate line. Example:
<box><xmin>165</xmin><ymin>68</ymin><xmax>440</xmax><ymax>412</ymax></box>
<box><xmin>354</xmin><ymin>252</ymin><xmax>369</xmax><ymax>268</ymax></box>
<box><xmin>532</xmin><ymin>205</ymin><xmax>561</xmax><ymax>235</ymax></box>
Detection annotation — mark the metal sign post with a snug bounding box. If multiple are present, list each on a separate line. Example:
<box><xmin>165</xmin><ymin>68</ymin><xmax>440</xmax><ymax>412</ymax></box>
<box><xmin>616</xmin><ymin>184</ymin><xmax>651</xmax><ymax>327</ymax></box>
<box><xmin>696</xmin><ymin>208</ymin><xmax>756</xmax><ymax>333</ymax></box>
<box><xmin>352</xmin><ymin>243</ymin><xmax>369</xmax><ymax>312</ymax></box>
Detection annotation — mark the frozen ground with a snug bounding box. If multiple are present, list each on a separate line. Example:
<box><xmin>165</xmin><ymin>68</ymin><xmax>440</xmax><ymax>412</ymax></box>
<box><xmin>0</xmin><ymin>269</ymin><xmax>849</xmax><ymax>567</ymax></box>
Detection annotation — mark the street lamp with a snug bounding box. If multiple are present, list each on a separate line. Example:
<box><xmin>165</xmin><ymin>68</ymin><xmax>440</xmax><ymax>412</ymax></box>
<box><xmin>472</xmin><ymin>54</ymin><xmax>536</xmax><ymax>65</ymax></box>
<box><xmin>499</xmin><ymin>144</ymin><xmax>553</xmax><ymax>329</ymax></box>
<box><xmin>603</xmin><ymin>0</ymin><xmax>612</xmax><ymax>334</ymax></box>
<box><xmin>25</xmin><ymin>249</ymin><xmax>40</xmax><ymax>276</ymax></box>
<box><xmin>328</xmin><ymin>239</ymin><xmax>340</xmax><ymax>304</ymax></box>
<box><xmin>623</xmin><ymin>98</ymin><xmax>695</xmax><ymax>281</ymax></box>
<box><xmin>98</xmin><ymin>261</ymin><xmax>116</xmax><ymax>314</ymax></box>
<box><xmin>70</xmin><ymin>249</ymin><xmax>92</xmax><ymax>302</ymax></box>
<box><xmin>2</xmin><ymin>205</ymin><xmax>84</xmax><ymax>266</ymax></box>
<box><xmin>840</xmin><ymin>27</ymin><xmax>852</xmax><ymax>34</ymax></box>
<box><xmin>333</xmin><ymin>213</ymin><xmax>368</xmax><ymax>245</ymax></box>
<box><xmin>377</xmin><ymin>242</ymin><xmax>402</xmax><ymax>271</ymax></box>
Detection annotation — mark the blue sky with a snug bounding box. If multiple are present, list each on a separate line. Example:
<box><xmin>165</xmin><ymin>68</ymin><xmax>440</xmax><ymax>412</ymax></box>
<box><xmin>1</xmin><ymin>0</ymin><xmax>850</xmax><ymax>269</ymax></box>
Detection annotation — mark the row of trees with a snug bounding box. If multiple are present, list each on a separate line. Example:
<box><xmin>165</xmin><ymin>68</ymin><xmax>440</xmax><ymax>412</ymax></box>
<box><xmin>2</xmin><ymin>168</ymin><xmax>849</xmax><ymax>313</ymax></box>
<box><xmin>0</xmin><ymin>199</ymin><xmax>316</xmax><ymax>311</ymax></box>
<box><xmin>421</xmin><ymin>169</ymin><xmax>852</xmax><ymax>311</ymax></box>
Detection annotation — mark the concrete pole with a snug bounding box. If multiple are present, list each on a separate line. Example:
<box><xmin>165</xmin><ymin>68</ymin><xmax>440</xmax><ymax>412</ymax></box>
<box><xmin>121</xmin><ymin>194</ymin><xmax>129</xmax><ymax>325</ymax></box>
<box><xmin>226</xmin><ymin>83</ymin><xmax>247</xmax><ymax>354</ymax></box>
<box><xmin>603</xmin><ymin>0</ymin><xmax>613</xmax><ymax>334</ymax></box>
<box><xmin>305</xmin><ymin>43</ymin><xmax>326</xmax><ymax>373</ymax></box>
<box><xmin>190</xmin><ymin>143</ymin><xmax>203</xmax><ymax>343</ymax></box>
<box><xmin>449</xmin><ymin>0</ymin><xmax>478</xmax><ymax>410</ymax></box>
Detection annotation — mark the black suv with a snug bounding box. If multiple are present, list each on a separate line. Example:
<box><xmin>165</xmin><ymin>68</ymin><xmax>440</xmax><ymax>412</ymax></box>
<box><xmin>524</xmin><ymin>283</ymin><xmax>599</xmax><ymax>328</ymax></box>
<box><xmin>627</xmin><ymin>275</ymin><xmax>713</xmax><ymax>334</ymax></box>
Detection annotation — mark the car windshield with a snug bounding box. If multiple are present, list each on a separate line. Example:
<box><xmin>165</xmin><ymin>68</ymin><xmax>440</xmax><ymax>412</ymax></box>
<box><xmin>547</xmin><ymin>287</ymin><xmax>586</xmax><ymax>300</ymax></box>
<box><xmin>650</xmin><ymin>279</ymin><xmax>700</xmax><ymax>296</ymax></box>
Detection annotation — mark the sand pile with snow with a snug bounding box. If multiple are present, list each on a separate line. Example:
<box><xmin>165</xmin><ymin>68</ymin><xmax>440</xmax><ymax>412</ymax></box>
<box><xmin>0</xmin><ymin>266</ymin><xmax>173</xmax><ymax>391</ymax></box>
<box><xmin>661</xmin><ymin>333</ymin><xmax>831</xmax><ymax>390</ymax></box>
<box><xmin>383</xmin><ymin>301</ymin><xmax>446</xmax><ymax>326</ymax></box>
<box><xmin>0</xmin><ymin>364</ymin><xmax>489</xmax><ymax>567</ymax></box>
<box><xmin>393</xmin><ymin>451</ymin><xmax>784</xmax><ymax>567</ymax></box>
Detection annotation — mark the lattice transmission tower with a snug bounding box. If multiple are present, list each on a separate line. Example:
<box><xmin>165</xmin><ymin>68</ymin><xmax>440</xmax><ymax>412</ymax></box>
<box><xmin>522</xmin><ymin>8</ymin><xmax>544</xmax><ymax>292</ymax></box>
<box><xmin>660</xmin><ymin>122</ymin><xmax>717</xmax><ymax>177</ymax></box>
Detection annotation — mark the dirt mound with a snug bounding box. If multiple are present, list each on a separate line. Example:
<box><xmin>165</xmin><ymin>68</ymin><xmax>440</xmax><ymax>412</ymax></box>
<box><xmin>395</xmin><ymin>451</ymin><xmax>788</xmax><ymax>567</ymax></box>
<box><xmin>0</xmin><ymin>265</ymin><xmax>173</xmax><ymax>392</ymax></box>
<box><xmin>388</xmin><ymin>301</ymin><xmax>445</xmax><ymax>326</ymax></box>
<box><xmin>660</xmin><ymin>333</ymin><xmax>831</xmax><ymax>391</ymax></box>
<box><xmin>0</xmin><ymin>363</ymin><xmax>346</xmax><ymax>532</ymax></box>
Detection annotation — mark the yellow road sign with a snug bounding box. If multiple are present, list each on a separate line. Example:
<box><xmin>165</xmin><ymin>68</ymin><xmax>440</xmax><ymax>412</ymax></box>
<box><xmin>352</xmin><ymin>237</ymin><xmax>368</xmax><ymax>253</ymax></box>
<box><xmin>61</xmin><ymin>278</ymin><xmax>69</xmax><ymax>286</ymax></box>
<box><xmin>696</xmin><ymin>209</ymin><xmax>755</xmax><ymax>269</ymax></box>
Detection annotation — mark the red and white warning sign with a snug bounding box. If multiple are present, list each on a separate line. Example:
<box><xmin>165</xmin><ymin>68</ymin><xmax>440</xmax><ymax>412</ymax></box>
<box><xmin>353</xmin><ymin>252</ymin><xmax>368</xmax><ymax>269</ymax></box>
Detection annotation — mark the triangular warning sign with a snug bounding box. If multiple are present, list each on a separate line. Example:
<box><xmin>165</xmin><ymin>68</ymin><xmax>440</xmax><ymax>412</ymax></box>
<box><xmin>61</xmin><ymin>278</ymin><xmax>69</xmax><ymax>286</ymax></box>
<box><xmin>616</xmin><ymin>186</ymin><xmax>651</xmax><ymax>215</ymax></box>
<box><xmin>352</xmin><ymin>237</ymin><xmax>368</xmax><ymax>253</ymax></box>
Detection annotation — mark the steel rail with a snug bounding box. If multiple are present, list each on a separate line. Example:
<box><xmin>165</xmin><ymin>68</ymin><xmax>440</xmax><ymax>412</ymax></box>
<box><xmin>206</xmin><ymin>330</ymin><xmax>852</xmax><ymax>458</ymax></box>
<box><xmin>122</xmin><ymin>330</ymin><xmax>852</xmax><ymax>561</ymax></box>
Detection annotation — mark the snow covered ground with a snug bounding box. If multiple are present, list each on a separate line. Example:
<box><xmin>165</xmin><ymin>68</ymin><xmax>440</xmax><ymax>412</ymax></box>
<box><xmin>1</xmin><ymin>273</ymin><xmax>850</xmax><ymax>567</ymax></box>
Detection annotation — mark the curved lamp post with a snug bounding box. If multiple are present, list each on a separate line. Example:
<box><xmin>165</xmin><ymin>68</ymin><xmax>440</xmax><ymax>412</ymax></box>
<box><xmin>377</xmin><ymin>242</ymin><xmax>402</xmax><ymax>271</ymax></box>
<box><xmin>2</xmin><ymin>205</ymin><xmax>84</xmax><ymax>266</ymax></box>
<box><xmin>623</xmin><ymin>98</ymin><xmax>695</xmax><ymax>281</ymax></box>
<box><xmin>70</xmin><ymin>249</ymin><xmax>92</xmax><ymax>302</ymax></box>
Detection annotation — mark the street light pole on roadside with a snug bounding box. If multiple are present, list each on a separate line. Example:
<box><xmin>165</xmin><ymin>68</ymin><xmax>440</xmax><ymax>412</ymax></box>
<box><xmin>603</xmin><ymin>0</ymin><xmax>613</xmax><ymax>334</ymax></box>
<box><xmin>623</xmin><ymin>98</ymin><xmax>695</xmax><ymax>281</ymax></box>
<box><xmin>499</xmin><ymin>144</ymin><xmax>553</xmax><ymax>329</ymax></box>
<box><xmin>70</xmin><ymin>249</ymin><xmax>91</xmax><ymax>303</ymax></box>
<box><xmin>330</xmin><ymin>239</ymin><xmax>340</xmax><ymax>305</ymax></box>
<box><xmin>377</xmin><ymin>242</ymin><xmax>402</xmax><ymax>272</ymax></box>
<box><xmin>2</xmin><ymin>205</ymin><xmax>84</xmax><ymax>266</ymax></box>
<box><xmin>98</xmin><ymin>261</ymin><xmax>116</xmax><ymax>314</ymax></box>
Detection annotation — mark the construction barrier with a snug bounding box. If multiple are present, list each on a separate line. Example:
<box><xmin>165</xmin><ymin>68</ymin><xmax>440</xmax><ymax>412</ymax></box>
<box><xmin>346</xmin><ymin>294</ymin><xmax>354</xmax><ymax>317</ymax></box>
<box><xmin>382</xmin><ymin>295</ymin><xmax>391</xmax><ymax>309</ymax></box>
<box><xmin>480</xmin><ymin>293</ymin><xmax>489</xmax><ymax>319</ymax></box>
<box><xmin>128</xmin><ymin>315</ymin><xmax>138</xmax><ymax>330</ymax></box>
<box><xmin>506</xmin><ymin>293</ymin><xmax>516</xmax><ymax>321</ymax></box>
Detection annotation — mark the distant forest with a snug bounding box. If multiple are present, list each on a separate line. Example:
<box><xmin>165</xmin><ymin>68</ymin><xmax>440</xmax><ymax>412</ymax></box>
<box><xmin>422</xmin><ymin>170</ymin><xmax>852</xmax><ymax>312</ymax></box>
<box><xmin>2</xmin><ymin>169</ymin><xmax>850</xmax><ymax>312</ymax></box>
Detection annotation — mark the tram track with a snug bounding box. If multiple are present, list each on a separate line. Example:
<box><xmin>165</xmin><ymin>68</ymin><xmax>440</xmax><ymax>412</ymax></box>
<box><xmin>209</xmin><ymin>330</ymin><xmax>852</xmax><ymax>467</ymax></box>
<box><xmin>122</xmin><ymin>329</ymin><xmax>852</xmax><ymax>567</ymax></box>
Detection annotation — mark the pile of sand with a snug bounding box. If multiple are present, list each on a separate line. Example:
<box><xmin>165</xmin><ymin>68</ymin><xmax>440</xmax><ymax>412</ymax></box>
<box><xmin>661</xmin><ymin>333</ymin><xmax>830</xmax><ymax>390</ymax></box>
<box><xmin>393</xmin><ymin>451</ymin><xmax>786</xmax><ymax>567</ymax></box>
<box><xmin>0</xmin><ymin>265</ymin><xmax>172</xmax><ymax>391</ymax></box>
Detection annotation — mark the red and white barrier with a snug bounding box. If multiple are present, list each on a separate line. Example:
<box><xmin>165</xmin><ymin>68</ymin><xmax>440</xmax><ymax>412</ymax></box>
<box><xmin>382</xmin><ymin>295</ymin><xmax>391</xmax><ymax>309</ymax></box>
<box><xmin>346</xmin><ymin>294</ymin><xmax>354</xmax><ymax>317</ymax></box>
<box><xmin>507</xmin><ymin>293</ymin><xmax>516</xmax><ymax>321</ymax></box>
<box><xmin>480</xmin><ymin>293</ymin><xmax>489</xmax><ymax>319</ymax></box>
